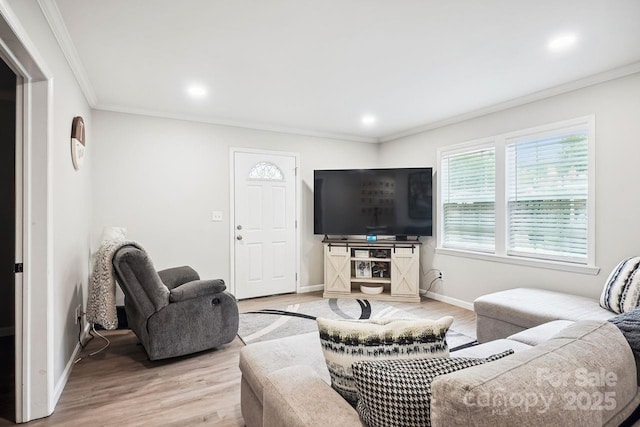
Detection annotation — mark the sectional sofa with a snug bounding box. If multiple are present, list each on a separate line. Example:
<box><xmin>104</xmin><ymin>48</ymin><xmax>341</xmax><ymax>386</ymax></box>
<box><xmin>238</xmin><ymin>288</ymin><xmax>640</xmax><ymax>427</ymax></box>
<box><xmin>473</xmin><ymin>287</ymin><xmax>615</xmax><ymax>342</ymax></box>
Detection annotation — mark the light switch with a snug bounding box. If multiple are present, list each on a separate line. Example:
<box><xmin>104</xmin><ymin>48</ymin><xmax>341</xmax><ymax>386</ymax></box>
<box><xmin>211</xmin><ymin>211</ymin><xmax>223</xmax><ymax>222</ymax></box>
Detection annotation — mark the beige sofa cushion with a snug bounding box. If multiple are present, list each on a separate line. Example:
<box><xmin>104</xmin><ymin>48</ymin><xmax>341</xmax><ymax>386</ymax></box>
<box><xmin>475</xmin><ymin>288</ymin><xmax>613</xmax><ymax>329</ymax></box>
<box><xmin>507</xmin><ymin>320</ymin><xmax>575</xmax><ymax>346</ymax></box>
<box><xmin>452</xmin><ymin>338</ymin><xmax>531</xmax><ymax>358</ymax></box>
<box><xmin>263</xmin><ymin>366</ymin><xmax>362</xmax><ymax>427</ymax></box>
<box><xmin>239</xmin><ymin>332</ymin><xmax>329</xmax><ymax>405</ymax></box>
<box><xmin>430</xmin><ymin>321</ymin><xmax>638</xmax><ymax>427</ymax></box>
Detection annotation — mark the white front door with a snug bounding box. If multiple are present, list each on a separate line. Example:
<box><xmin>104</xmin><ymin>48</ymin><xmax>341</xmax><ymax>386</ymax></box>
<box><xmin>233</xmin><ymin>150</ymin><xmax>297</xmax><ymax>299</ymax></box>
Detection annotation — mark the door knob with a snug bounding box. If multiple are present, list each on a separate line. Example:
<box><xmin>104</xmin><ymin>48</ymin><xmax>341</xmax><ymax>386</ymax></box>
<box><xmin>236</xmin><ymin>235</ymin><xmax>243</xmax><ymax>240</ymax></box>
<box><xmin>237</xmin><ymin>225</ymin><xmax>243</xmax><ymax>230</ymax></box>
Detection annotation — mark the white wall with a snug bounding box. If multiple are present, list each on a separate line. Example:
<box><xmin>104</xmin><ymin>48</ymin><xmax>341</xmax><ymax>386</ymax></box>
<box><xmin>7</xmin><ymin>0</ymin><xmax>93</xmax><ymax>396</ymax></box>
<box><xmin>379</xmin><ymin>72</ymin><xmax>640</xmax><ymax>304</ymax></box>
<box><xmin>91</xmin><ymin>110</ymin><xmax>378</xmax><ymax>299</ymax></box>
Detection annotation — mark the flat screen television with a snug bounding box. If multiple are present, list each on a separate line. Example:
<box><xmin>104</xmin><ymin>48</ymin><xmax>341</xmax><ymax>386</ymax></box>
<box><xmin>314</xmin><ymin>167</ymin><xmax>433</xmax><ymax>237</ymax></box>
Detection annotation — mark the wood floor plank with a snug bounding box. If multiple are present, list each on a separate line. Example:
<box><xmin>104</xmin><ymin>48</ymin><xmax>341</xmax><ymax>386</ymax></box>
<box><xmin>7</xmin><ymin>293</ymin><xmax>474</xmax><ymax>426</ymax></box>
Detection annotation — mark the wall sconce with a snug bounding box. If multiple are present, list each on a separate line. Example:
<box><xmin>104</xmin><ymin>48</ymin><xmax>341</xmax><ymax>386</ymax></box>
<box><xmin>71</xmin><ymin>116</ymin><xmax>86</xmax><ymax>171</ymax></box>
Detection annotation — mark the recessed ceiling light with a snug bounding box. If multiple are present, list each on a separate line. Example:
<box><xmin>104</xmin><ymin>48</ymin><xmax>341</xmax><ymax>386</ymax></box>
<box><xmin>186</xmin><ymin>84</ymin><xmax>207</xmax><ymax>98</ymax></box>
<box><xmin>548</xmin><ymin>33</ymin><xmax>578</xmax><ymax>52</ymax></box>
<box><xmin>362</xmin><ymin>115</ymin><xmax>376</xmax><ymax>125</ymax></box>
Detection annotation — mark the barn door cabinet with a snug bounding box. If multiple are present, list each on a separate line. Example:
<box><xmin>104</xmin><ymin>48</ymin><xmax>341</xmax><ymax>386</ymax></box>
<box><xmin>323</xmin><ymin>239</ymin><xmax>420</xmax><ymax>303</ymax></box>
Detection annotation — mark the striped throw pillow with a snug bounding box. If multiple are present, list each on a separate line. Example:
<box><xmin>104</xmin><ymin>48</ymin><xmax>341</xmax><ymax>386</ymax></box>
<box><xmin>600</xmin><ymin>257</ymin><xmax>640</xmax><ymax>314</ymax></box>
<box><xmin>317</xmin><ymin>316</ymin><xmax>453</xmax><ymax>407</ymax></box>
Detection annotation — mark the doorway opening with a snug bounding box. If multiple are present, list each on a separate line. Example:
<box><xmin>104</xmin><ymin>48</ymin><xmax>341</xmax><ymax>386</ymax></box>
<box><xmin>0</xmin><ymin>56</ymin><xmax>17</xmax><ymax>423</ymax></box>
<box><xmin>0</xmin><ymin>3</ymin><xmax>54</xmax><ymax>421</ymax></box>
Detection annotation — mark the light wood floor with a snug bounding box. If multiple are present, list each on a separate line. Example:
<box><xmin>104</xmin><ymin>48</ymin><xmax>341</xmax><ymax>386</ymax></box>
<box><xmin>7</xmin><ymin>292</ymin><xmax>475</xmax><ymax>427</ymax></box>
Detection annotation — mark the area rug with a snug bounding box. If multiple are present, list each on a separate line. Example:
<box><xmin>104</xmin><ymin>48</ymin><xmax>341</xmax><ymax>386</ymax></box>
<box><xmin>238</xmin><ymin>298</ymin><xmax>476</xmax><ymax>350</ymax></box>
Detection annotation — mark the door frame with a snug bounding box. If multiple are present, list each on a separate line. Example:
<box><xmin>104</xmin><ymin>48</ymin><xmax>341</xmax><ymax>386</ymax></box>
<box><xmin>229</xmin><ymin>147</ymin><xmax>301</xmax><ymax>298</ymax></box>
<box><xmin>13</xmin><ymin>74</ymin><xmax>23</xmax><ymax>424</ymax></box>
<box><xmin>0</xmin><ymin>1</ymin><xmax>54</xmax><ymax>422</ymax></box>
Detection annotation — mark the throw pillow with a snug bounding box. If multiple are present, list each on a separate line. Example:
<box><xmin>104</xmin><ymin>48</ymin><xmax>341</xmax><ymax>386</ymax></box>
<box><xmin>600</xmin><ymin>256</ymin><xmax>640</xmax><ymax>314</ymax></box>
<box><xmin>353</xmin><ymin>350</ymin><xmax>515</xmax><ymax>427</ymax></box>
<box><xmin>317</xmin><ymin>316</ymin><xmax>454</xmax><ymax>407</ymax></box>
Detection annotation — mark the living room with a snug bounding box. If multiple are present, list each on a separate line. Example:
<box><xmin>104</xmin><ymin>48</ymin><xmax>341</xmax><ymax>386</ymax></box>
<box><xmin>1</xmin><ymin>0</ymin><xmax>640</xmax><ymax>426</ymax></box>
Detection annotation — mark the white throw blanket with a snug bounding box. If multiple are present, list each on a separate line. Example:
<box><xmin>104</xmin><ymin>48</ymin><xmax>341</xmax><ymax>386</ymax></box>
<box><xmin>86</xmin><ymin>240</ymin><xmax>145</xmax><ymax>330</ymax></box>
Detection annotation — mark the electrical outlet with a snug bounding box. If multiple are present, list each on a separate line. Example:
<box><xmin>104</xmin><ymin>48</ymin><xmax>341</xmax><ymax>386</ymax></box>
<box><xmin>438</xmin><ymin>271</ymin><xmax>443</xmax><ymax>280</ymax></box>
<box><xmin>75</xmin><ymin>304</ymin><xmax>82</xmax><ymax>324</ymax></box>
<box><xmin>211</xmin><ymin>211</ymin><xmax>223</xmax><ymax>222</ymax></box>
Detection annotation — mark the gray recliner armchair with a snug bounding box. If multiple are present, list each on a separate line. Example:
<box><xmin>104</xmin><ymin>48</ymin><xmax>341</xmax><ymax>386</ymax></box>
<box><xmin>112</xmin><ymin>245</ymin><xmax>239</xmax><ymax>360</ymax></box>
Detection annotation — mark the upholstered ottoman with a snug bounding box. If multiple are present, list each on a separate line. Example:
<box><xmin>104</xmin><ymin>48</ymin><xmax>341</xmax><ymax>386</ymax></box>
<box><xmin>474</xmin><ymin>288</ymin><xmax>614</xmax><ymax>343</ymax></box>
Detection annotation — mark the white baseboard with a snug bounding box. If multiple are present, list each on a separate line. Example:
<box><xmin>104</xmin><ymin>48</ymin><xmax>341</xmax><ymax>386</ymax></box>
<box><xmin>421</xmin><ymin>290</ymin><xmax>474</xmax><ymax>311</ymax></box>
<box><xmin>52</xmin><ymin>323</ymin><xmax>90</xmax><ymax>408</ymax></box>
<box><xmin>298</xmin><ymin>284</ymin><xmax>324</xmax><ymax>293</ymax></box>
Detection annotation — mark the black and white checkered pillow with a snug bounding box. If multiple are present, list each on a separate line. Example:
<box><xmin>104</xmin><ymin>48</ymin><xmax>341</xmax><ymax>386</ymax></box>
<box><xmin>352</xmin><ymin>350</ymin><xmax>514</xmax><ymax>427</ymax></box>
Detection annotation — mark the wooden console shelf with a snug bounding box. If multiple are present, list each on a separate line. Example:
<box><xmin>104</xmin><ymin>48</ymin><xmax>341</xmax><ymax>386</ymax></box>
<box><xmin>323</xmin><ymin>238</ymin><xmax>421</xmax><ymax>303</ymax></box>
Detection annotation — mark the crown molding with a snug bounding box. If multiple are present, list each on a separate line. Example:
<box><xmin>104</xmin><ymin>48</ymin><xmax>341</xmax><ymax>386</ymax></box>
<box><xmin>94</xmin><ymin>103</ymin><xmax>379</xmax><ymax>143</ymax></box>
<box><xmin>379</xmin><ymin>61</ymin><xmax>640</xmax><ymax>143</ymax></box>
<box><xmin>36</xmin><ymin>0</ymin><xmax>373</xmax><ymax>143</ymax></box>
<box><xmin>37</xmin><ymin>0</ymin><xmax>97</xmax><ymax>106</ymax></box>
<box><xmin>34</xmin><ymin>0</ymin><xmax>640</xmax><ymax>144</ymax></box>
<box><xmin>0</xmin><ymin>0</ymin><xmax>53</xmax><ymax>80</ymax></box>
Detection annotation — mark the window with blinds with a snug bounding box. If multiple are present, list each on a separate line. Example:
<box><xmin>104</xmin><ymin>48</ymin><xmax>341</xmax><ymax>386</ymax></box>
<box><xmin>506</xmin><ymin>130</ymin><xmax>589</xmax><ymax>262</ymax></box>
<box><xmin>438</xmin><ymin>116</ymin><xmax>594</xmax><ymax>267</ymax></box>
<box><xmin>441</xmin><ymin>148</ymin><xmax>495</xmax><ymax>252</ymax></box>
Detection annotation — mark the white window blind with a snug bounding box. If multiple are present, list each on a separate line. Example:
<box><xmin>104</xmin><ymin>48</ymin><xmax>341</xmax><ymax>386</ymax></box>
<box><xmin>506</xmin><ymin>130</ymin><xmax>589</xmax><ymax>262</ymax></box>
<box><xmin>438</xmin><ymin>116</ymin><xmax>595</xmax><ymax>271</ymax></box>
<box><xmin>441</xmin><ymin>148</ymin><xmax>495</xmax><ymax>252</ymax></box>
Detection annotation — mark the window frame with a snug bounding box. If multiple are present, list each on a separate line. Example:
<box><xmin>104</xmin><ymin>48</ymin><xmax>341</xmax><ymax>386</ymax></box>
<box><xmin>436</xmin><ymin>116</ymin><xmax>598</xmax><ymax>275</ymax></box>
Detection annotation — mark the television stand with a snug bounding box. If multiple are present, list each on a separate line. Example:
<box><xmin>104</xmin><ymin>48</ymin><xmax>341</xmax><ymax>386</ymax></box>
<box><xmin>322</xmin><ymin>238</ymin><xmax>421</xmax><ymax>303</ymax></box>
